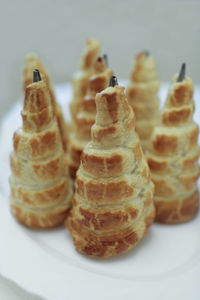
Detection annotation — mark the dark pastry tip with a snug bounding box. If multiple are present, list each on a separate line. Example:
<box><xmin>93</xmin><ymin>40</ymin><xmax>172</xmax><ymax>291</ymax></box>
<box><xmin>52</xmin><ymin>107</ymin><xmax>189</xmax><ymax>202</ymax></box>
<box><xmin>33</xmin><ymin>69</ymin><xmax>42</xmax><ymax>82</ymax></box>
<box><xmin>103</xmin><ymin>54</ymin><xmax>108</xmax><ymax>66</ymax></box>
<box><xmin>109</xmin><ymin>76</ymin><xmax>118</xmax><ymax>87</ymax></box>
<box><xmin>97</xmin><ymin>56</ymin><xmax>103</xmax><ymax>62</ymax></box>
<box><xmin>177</xmin><ymin>63</ymin><xmax>186</xmax><ymax>82</ymax></box>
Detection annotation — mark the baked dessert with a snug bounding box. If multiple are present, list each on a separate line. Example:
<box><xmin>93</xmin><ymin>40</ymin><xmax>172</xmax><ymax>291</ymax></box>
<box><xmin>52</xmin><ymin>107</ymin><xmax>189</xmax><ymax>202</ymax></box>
<box><xmin>126</xmin><ymin>51</ymin><xmax>160</xmax><ymax>152</ymax></box>
<box><xmin>70</xmin><ymin>38</ymin><xmax>100</xmax><ymax>121</ymax></box>
<box><xmin>10</xmin><ymin>70</ymin><xmax>73</xmax><ymax>228</ymax></box>
<box><xmin>66</xmin><ymin>76</ymin><xmax>155</xmax><ymax>257</ymax></box>
<box><xmin>23</xmin><ymin>53</ymin><xmax>68</xmax><ymax>152</ymax></box>
<box><xmin>68</xmin><ymin>55</ymin><xmax>113</xmax><ymax>178</ymax></box>
<box><xmin>147</xmin><ymin>64</ymin><xmax>200</xmax><ymax>224</ymax></box>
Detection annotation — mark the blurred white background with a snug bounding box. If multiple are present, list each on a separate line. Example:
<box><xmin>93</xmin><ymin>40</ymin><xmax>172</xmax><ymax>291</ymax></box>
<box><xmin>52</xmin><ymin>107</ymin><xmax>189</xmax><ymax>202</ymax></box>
<box><xmin>0</xmin><ymin>0</ymin><xmax>199</xmax><ymax>117</ymax></box>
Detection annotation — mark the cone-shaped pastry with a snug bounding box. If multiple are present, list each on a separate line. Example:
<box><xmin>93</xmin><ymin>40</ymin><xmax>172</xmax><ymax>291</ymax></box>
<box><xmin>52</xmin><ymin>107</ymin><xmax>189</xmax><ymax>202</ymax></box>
<box><xmin>126</xmin><ymin>51</ymin><xmax>160</xmax><ymax>152</ymax></box>
<box><xmin>66</xmin><ymin>77</ymin><xmax>155</xmax><ymax>257</ymax></box>
<box><xmin>67</xmin><ymin>55</ymin><xmax>113</xmax><ymax>178</ymax></box>
<box><xmin>23</xmin><ymin>53</ymin><xmax>68</xmax><ymax>152</ymax></box>
<box><xmin>146</xmin><ymin>64</ymin><xmax>200</xmax><ymax>224</ymax></box>
<box><xmin>9</xmin><ymin>70</ymin><xmax>73</xmax><ymax>228</ymax></box>
<box><xmin>70</xmin><ymin>39</ymin><xmax>100</xmax><ymax>120</ymax></box>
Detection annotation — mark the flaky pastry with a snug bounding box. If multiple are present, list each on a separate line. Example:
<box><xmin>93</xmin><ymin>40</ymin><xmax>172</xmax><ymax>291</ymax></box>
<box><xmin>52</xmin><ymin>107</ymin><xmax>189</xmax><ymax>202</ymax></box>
<box><xmin>126</xmin><ymin>51</ymin><xmax>160</xmax><ymax>152</ymax></box>
<box><xmin>23</xmin><ymin>53</ymin><xmax>68</xmax><ymax>152</ymax></box>
<box><xmin>66</xmin><ymin>77</ymin><xmax>155</xmax><ymax>257</ymax></box>
<box><xmin>68</xmin><ymin>55</ymin><xmax>113</xmax><ymax>178</ymax></box>
<box><xmin>146</xmin><ymin>64</ymin><xmax>200</xmax><ymax>224</ymax></box>
<box><xmin>10</xmin><ymin>70</ymin><xmax>73</xmax><ymax>228</ymax></box>
<box><xmin>70</xmin><ymin>39</ymin><xmax>100</xmax><ymax>121</ymax></box>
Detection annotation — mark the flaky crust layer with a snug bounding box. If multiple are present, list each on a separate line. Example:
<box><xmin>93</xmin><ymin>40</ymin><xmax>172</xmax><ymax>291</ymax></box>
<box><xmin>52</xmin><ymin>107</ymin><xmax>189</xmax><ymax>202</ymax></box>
<box><xmin>155</xmin><ymin>191</ymin><xmax>199</xmax><ymax>224</ymax></box>
<box><xmin>10</xmin><ymin>80</ymin><xmax>73</xmax><ymax>228</ymax></box>
<box><xmin>66</xmin><ymin>203</ymin><xmax>155</xmax><ymax>257</ymax></box>
<box><xmin>12</xmin><ymin>201</ymin><xmax>71</xmax><ymax>228</ymax></box>
<box><xmin>147</xmin><ymin>76</ymin><xmax>200</xmax><ymax>223</ymax></box>
<box><xmin>23</xmin><ymin>53</ymin><xmax>68</xmax><ymax>152</ymax></box>
<box><xmin>126</xmin><ymin>51</ymin><xmax>160</xmax><ymax>152</ymax></box>
<box><xmin>70</xmin><ymin>39</ymin><xmax>100</xmax><ymax>120</ymax></box>
<box><xmin>68</xmin><ymin>56</ymin><xmax>113</xmax><ymax>178</ymax></box>
<box><xmin>67</xmin><ymin>85</ymin><xmax>155</xmax><ymax>257</ymax></box>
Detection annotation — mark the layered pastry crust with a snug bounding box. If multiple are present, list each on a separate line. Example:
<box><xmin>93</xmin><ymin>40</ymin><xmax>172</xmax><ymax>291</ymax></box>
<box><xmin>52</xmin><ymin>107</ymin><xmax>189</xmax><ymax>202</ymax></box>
<box><xmin>70</xmin><ymin>39</ymin><xmax>100</xmax><ymax>121</ymax></box>
<box><xmin>66</xmin><ymin>84</ymin><xmax>155</xmax><ymax>257</ymax></box>
<box><xmin>146</xmin><ymin>76</ymin><xmax>200</xmax><ymax>223</ymax></box>
<box><xmin>68</xmin><ymin>56</ymin><xmax>113</xmax><ymax>178</ymax></box>
<box><xmin>126</xmin><ymin>51</ymin><xmax>160</xmax><ymax>152</ymax></box>
<box><xmin>23</xmin><ymin>53</ymin><xmax>68</xmax><ymax>152</ymax></box>
<box><xmin>10</xmin><ymin>80</ymin><xmax>73</xmax><ymax>228</ymax></box>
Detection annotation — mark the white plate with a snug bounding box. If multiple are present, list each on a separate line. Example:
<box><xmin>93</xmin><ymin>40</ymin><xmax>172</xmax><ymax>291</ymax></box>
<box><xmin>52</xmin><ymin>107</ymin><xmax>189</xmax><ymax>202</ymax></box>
<box><xmin>0</xmin><ymin>83</ymin><xmax>200</xmax><ymax>300</ymax></box>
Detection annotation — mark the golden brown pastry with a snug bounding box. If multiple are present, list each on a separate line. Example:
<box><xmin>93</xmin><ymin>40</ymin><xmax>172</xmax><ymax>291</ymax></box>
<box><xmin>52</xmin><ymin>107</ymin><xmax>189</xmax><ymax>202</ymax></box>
<box><xmin>10</xmin><ymin>70</ymin><xmax>73</xmax><ymax>228</ymax></box>
<box><xmin>68</xmin><ymin>55</ymin><xmax>113</xmax><ymax>178</ymax></box>
<box><xmin>126</xmin><ymin>51</ymin><xmax>160</xmax><ymax>152</ymax></box>
<box><xmin>146</xmin><ymin>64</ymin><xmax>200</xmax><ymax>224</ymax></box>
<box><xmin>23</xmin><ymin>53</ymin><xmax>68</xmax><ymax>152</ymax></box>
<box><xmin>66</xmin><ymin>76</ymin><xmax>155</xmax><ymax>258</ymax></box>
<box><xmin>70</xmin><ymin>39</ymin><xmax>100</xmax><ymax>120</ymax></box>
